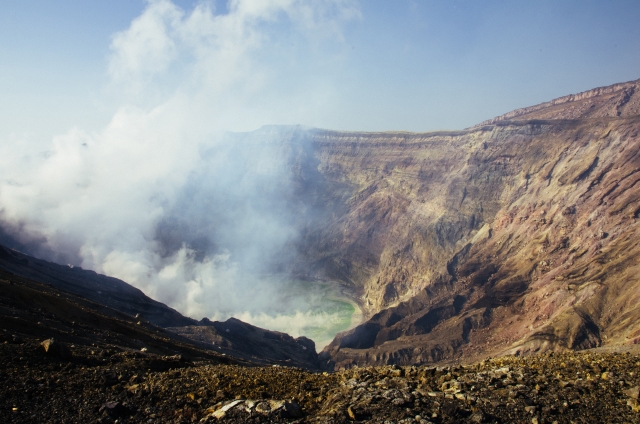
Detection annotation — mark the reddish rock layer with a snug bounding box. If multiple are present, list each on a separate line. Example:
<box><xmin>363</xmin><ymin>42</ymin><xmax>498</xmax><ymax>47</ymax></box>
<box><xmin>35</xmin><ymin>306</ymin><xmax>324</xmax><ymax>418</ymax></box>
<box><xmin>298</xmin><ymin>79</ymin><xmax>640</xmax><ymax>368</ymax></box>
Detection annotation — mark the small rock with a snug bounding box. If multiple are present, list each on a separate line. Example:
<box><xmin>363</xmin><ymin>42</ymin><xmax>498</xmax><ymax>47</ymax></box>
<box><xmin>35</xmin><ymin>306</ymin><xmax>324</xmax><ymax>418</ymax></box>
<box><xmin>278</xmin><ymin>401</ymin><xmax>303</xmax><ymax>419</ymax></box>
<box><xmin>103</xmin><ymin>373</ymin><xmax>118</xmax><ymax>387</ymax></box>
<box><xmin>469</xmin><ymin>411</ymin><xmax>484</xmax><ymax>423</ymax></box>
<box><xmin>347</xmin><ymin>405</ymin><xmax>357</xmax><ymax>420</ymax></box>
<box><xmin>209</xmin><ymin>399</ymin><xmax>244</xmax><ymax>419</ymax></box>
<box><xmin>625</xmin><ymin>386</ymin><xmax>640</xmax><ymax>400</ymax></box>
<box><xmin>255</xmin><ymin>401</ymin><xmax>271</xmax><ymax>414</ymax></box>
<box><xmin>40</xmin><ymin>338</ymin><xmax>72</xmax><ymax>359</ymax></box>
<box><xmin>99</xmin><ymin>401</ymin><xmax>130</xmax><ymax>418</ymax></box>
<box><xmin>392</xmin><ymin>397</ymin><xmax>406</xmax><ymax>406</ymax></box>
<box><xmin>268</xmin><ymin>399</ymin><xmax>285</xmax><ymax>411</ymax></box>
<box><xmin>243</xmin><ymin>400</ymin><xmax>255</xmax><ymax>412</ymax></box>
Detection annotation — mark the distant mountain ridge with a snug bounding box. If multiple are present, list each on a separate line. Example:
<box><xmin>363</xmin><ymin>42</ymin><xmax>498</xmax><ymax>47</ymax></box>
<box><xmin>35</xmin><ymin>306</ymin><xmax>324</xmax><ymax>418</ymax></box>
<box><xmin>472</xmin><ymin>78</ymin><xmax>640</xmax><ymax>127</ymax></box>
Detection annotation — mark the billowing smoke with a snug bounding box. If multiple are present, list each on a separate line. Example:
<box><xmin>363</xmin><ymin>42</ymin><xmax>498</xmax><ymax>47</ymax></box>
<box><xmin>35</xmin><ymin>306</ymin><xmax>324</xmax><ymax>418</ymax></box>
<box><xmin>0</xmin><ymin>0</ymin><xmax>360</xmax><ymax>345</ymax></box>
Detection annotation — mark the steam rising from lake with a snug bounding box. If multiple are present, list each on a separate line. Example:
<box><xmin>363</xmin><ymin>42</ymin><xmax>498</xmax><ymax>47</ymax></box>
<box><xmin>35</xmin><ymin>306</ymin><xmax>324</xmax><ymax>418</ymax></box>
<box><xmin>0</xmin><ymin>0</ymin><xmax>360</xmax><ymax>343</ymax></box>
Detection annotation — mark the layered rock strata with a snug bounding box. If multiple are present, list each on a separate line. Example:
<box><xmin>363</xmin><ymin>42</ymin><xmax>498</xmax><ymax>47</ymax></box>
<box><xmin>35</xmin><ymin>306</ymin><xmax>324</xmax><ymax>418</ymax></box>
<box><xmin>295</xmin><ymin>79</ymin><xmax>640</xmax><ymax>367</ymax></box>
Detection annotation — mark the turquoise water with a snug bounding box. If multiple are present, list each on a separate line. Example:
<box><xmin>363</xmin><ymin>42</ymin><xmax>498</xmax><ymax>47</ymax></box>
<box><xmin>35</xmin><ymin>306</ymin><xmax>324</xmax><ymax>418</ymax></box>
<box><xmin>287</xmin><ymin>279</ymin><xmax>357</xmax><ymax>345</ymax></box>
<box><xmin>239</xmin><ymin>277</ymin><xmax>360</xmax><ymax>350</ymax></box>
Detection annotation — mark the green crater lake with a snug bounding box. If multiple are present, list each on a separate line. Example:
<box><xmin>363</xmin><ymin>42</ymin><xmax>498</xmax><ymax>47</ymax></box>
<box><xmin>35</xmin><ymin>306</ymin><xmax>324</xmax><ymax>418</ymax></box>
<box><xmin>245</xmin><ymin>277</ymin><xmax>362</xmax><ymax>350</ymax></box>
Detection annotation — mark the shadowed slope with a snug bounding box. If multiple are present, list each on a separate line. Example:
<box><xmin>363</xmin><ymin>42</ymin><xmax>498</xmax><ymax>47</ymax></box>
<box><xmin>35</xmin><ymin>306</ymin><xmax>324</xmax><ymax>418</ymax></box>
<box><xmin>0</xmin><ymin>245</ymin><xmax>320</xmax><ymax>369</ymax></box>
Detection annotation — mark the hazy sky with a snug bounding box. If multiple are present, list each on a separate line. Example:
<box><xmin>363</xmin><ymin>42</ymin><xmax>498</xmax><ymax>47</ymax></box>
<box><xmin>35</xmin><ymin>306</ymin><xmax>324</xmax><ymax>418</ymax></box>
<box><xmin>2</xmin><ymin>0</ymin><xmax>640</xmax><ymax>139</ymax></box>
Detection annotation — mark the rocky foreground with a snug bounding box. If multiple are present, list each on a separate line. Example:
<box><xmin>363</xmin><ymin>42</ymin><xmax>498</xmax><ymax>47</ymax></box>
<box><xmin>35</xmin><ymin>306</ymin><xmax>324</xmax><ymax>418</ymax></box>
<box><xmin>2</xmin><ymin>336</ymin><xmax>639</xmax><ymax>423</ymax></box>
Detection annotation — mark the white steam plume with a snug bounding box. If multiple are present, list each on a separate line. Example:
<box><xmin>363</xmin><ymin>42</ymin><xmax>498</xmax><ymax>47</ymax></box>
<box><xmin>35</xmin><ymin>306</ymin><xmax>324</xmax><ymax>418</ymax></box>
<box><xmin>0</xmin><ymin>0</ymin><xmax>360</xmax><ymax>342</ymax></box>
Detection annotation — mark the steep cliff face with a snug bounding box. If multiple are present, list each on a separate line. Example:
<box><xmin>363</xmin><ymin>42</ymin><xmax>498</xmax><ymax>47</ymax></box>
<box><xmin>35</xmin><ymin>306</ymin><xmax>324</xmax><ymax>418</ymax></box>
<box><xmin>299</xmin><ymin>129</ymin><xmax>504</xmax><ymax>313</ymax></box>
<box><xmin>297</xmin><ymin>79</ymin><xmax>640</xmax><ymax>368</ymax></box>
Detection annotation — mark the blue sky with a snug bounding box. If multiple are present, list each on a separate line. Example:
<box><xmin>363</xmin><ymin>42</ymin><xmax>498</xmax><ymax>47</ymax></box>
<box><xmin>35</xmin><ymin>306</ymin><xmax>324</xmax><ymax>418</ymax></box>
<box><xmin>2</xmin><ymin>0</ymin><xmax>640</xmax><ymax>138</ymax></box>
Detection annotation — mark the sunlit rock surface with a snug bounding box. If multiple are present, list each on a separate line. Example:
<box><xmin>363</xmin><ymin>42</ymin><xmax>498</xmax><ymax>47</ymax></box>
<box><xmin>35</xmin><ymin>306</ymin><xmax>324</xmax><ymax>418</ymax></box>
<box><xmin>293</xmin><ymin>78</ymin><xmax>640</xmax><ymax>368</ymax></box>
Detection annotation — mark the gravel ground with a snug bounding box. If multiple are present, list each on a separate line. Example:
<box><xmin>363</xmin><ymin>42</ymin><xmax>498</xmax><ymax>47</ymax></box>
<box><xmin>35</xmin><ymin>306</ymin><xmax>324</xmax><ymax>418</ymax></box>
<box><xmin>1</xmin><ymin>336</ymin><xmax>639</xmax><ymax>423</ymax></box>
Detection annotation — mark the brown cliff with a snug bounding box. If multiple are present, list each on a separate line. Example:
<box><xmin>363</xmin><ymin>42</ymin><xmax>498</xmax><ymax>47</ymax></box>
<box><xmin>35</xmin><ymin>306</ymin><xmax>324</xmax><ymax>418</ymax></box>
<box><xmin>293</xmin><ymin>79</ymin><xmax>640</xmax><ymax>368</ymax></box>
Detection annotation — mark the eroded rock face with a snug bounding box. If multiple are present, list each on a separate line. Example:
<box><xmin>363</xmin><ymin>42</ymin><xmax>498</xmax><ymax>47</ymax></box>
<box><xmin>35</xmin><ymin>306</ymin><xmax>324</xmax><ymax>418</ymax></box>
<box><xmin>296</xmin><ymin>79</ymin><xmax>640</xmax><ymax>367</ymax></box>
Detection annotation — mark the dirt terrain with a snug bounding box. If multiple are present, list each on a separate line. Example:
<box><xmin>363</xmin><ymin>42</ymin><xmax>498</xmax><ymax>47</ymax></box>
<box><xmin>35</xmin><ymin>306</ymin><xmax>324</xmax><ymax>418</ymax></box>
<box><xmin>2</xmin><ymin>334</ymin><xmax>639</xmax><ymax>423</ymax></box>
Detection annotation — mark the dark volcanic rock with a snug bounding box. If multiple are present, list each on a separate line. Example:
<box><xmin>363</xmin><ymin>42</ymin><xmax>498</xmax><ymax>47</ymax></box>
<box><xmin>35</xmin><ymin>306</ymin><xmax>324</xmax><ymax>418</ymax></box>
<box><xmin>3</xmin><ymin>338</ymin><xmax>639</xmax><ymax>423</ymax></box>
<box><xmin>0</xmin><ymin>264</ymin><xmax>328</xmax><ymax>376</ymax></box>
<box><xmin>168</xmin><ymin>318</ymin><xmax>319</xmax><ymax>369</ymax></box>
<box><xmin>99</xmin><ymin>401</ymin><xmax>131</xmax><ymax>418</ymax></box>
<box><xmin>0</xmin><ymin>244</ymin><xmax>196</xmax><ymax>328</ymax></box>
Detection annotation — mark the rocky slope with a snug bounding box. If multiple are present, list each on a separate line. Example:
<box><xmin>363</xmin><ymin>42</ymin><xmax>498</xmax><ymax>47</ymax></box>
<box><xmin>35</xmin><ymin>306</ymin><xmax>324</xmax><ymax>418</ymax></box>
<box><xmin>2</xmin><ymin>255</ymin><xmax>639</xmax><ymax>422</ymax></box>
<box><xmin>0</xmin><ymin>247</ymin><xmax>319</xmax><ymax>369</ymax></box>
<box><xmin>2</xmin><ymin>336</ymin><xmax>639</xmax><ymax>423</ymax></box>
<box><xmin>293</xmin><ymin>79</ymin><xmax>640</xmax><ymax>368</ymax></box>
<box><xmin>169</xmin><ymin>318</ymin><xmax>318</xmax><ymax>368</ymax></box>
<box><xmin>0</xmin><ymin>245</ymin><xmax>196</xmax><ymax>328</ymax></box>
